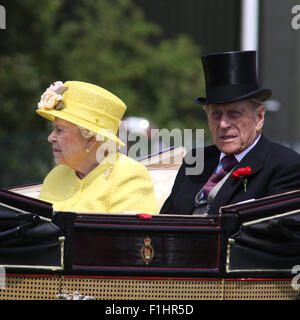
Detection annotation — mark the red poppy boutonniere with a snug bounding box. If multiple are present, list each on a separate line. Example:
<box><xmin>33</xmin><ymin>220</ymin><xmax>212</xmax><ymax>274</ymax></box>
<box><xmin>232</xmin><ymin>166</ymin><xmax>252</xmax><ymax>192</ymax></box>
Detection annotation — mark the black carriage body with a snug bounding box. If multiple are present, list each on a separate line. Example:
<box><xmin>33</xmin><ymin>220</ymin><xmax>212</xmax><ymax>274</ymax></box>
<box><xmin>0</xmin><ymin>188</ymin><xmax>300</xmax><ymax>278</ymax></box>
<box><xmin>53</xmin><ymin>211</ymin><xmax>227</xmax><ymax>277</ymax></box>
<box><xmin>220</xmin><ymin>190</ymin><xmax>300</xmax><ymax>277</ymax></box>
<box><xmin>0</xmin><ymin>189</ymin><xmax>63</xmax><ymax>270</ymax></box>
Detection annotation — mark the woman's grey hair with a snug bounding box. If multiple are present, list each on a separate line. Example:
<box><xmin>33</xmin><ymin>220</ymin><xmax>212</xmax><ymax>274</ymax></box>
<box><xmin>77</xmin><ymin>125</ymin><xmax>120</xmax><ymax>163</ymax></box>
<box><xmin>78</xmin><ymin>126</ymin><xmax>96</xmax><ymax>139</ymax></box>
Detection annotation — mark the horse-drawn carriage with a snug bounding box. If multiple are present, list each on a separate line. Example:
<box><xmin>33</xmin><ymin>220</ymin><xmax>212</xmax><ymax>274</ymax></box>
<box><xmin>0</xmin><ymin>147</ymin><xmax>299</xmax><ymax>300</ymax></box>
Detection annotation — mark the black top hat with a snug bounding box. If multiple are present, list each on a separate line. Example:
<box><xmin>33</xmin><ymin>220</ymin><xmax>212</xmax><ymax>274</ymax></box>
<box><xmin>195</xmin><ymin>50</ymin><xmax>272</xmax><ymax>105</ymax></box>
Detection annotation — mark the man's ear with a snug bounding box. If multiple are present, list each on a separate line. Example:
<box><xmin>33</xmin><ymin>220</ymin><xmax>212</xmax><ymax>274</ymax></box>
<box><xmin>256</xmin><ymin>105</ymin><xmax>265</xmax><ymax>131</ymax></box>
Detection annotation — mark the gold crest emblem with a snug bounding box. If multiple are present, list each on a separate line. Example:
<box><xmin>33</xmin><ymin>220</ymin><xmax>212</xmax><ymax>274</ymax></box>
<box><xmin>141</xmin><ymin>236</ymin><xmax>154</xmax><ymax>265</ymax></box>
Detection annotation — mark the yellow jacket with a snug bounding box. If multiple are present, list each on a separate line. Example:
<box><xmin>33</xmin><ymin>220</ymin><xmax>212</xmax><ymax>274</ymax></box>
<box><xmin>39</xmin><ymin>152</ymin><xmax>158</xmax><ymax>214</ymax></box>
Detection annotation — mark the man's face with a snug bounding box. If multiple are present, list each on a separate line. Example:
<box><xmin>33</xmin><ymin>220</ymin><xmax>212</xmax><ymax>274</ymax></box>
<box><xmin>206</xmin><ymin>99</ymin><xmax>265</xmax><ymax>155</ymax></box>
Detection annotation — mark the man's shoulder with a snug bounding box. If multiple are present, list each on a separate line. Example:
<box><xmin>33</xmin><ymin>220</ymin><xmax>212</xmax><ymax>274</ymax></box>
<box><xmin>265</xmin><ymin>138</ymin><xmax>300</xmax><ymax>159</ymax></box>
<box><xmin>185</xmin><ymin>144</ymin><xmax>218</xmax><ymax>157</ymax></box>
<box><xmin>254</xmin><ymin>136</ymin><xmax>300</xmax><ymax>172</ymax></box>
<box><xmin>183</xmin><ymin>144</ymin><xmax>218</xmax><ymax>164</ymax></box>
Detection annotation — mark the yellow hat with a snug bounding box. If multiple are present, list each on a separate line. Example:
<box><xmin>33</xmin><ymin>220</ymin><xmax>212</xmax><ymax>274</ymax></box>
<box><xmin>36</xmin><ymin>81</ymin><xmax>127</xmax><ymax>146</ymax></box>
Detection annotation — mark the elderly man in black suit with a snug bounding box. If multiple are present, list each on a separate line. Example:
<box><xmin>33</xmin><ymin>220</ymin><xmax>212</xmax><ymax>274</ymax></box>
<box><xmin>160</xmin><ymin>50</ymin><xmax>300</xmax><ymax>216</ymax></box>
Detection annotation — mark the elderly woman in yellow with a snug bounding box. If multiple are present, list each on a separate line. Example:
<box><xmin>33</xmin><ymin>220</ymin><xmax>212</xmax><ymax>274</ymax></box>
<box><xmin>36</xmin><ymin>80</ymin><xmax>157</xmax><ymax>214</ymax></box>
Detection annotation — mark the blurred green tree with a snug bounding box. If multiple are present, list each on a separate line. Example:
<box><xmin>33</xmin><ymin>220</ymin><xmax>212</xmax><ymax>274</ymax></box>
<box><xmin>0</xmin><ymin>0</ymin><xmax>206</xmax><ymax>188</ymax></box>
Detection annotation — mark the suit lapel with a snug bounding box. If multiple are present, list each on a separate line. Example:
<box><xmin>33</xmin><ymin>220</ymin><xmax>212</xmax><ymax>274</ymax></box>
<box><xmin>198</xmin><ymin>146</ymin><xmax>220</xmax><ymax>184</ymax></box>
<box><xmin>182</xmin><ymin>145</ymin><xmax>220</xmax><ymax>213</ymax></box>
<box><xmin>208</xmin><ymin>135</ymin><xmax>270</xmax><ymax>214</ymax></box>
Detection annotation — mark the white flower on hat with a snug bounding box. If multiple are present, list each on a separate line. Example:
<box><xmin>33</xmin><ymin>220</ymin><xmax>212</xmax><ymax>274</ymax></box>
<box><xmin>48</xmin><ymin>81</ymin><xmax>64</xmax><ymax>92</ymax></box>
<box><xmin>38</xmin><ymin>81</ymin><xmax>66</xmax><ymax>110</ymax></box>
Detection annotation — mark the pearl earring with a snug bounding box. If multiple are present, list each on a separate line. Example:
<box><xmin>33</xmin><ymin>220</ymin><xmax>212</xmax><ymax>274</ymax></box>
<box><xmin>86</xmin><ymin>148</ymin><xmax>90</xmax><ymax>153</ymax></box>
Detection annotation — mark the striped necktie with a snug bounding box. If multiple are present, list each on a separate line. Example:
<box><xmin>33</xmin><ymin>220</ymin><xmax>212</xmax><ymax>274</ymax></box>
<box><xmin>201</xmin><ymin>155</ymin><xmax>238</xmax><ymax>199</ymax></box>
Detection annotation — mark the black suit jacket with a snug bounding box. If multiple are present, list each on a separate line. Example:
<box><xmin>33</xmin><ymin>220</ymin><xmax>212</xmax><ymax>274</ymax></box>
<box><xmin>160</xmin><ymin>135</ymin><xmax>300</xmax><ymax>215</ymax></box>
